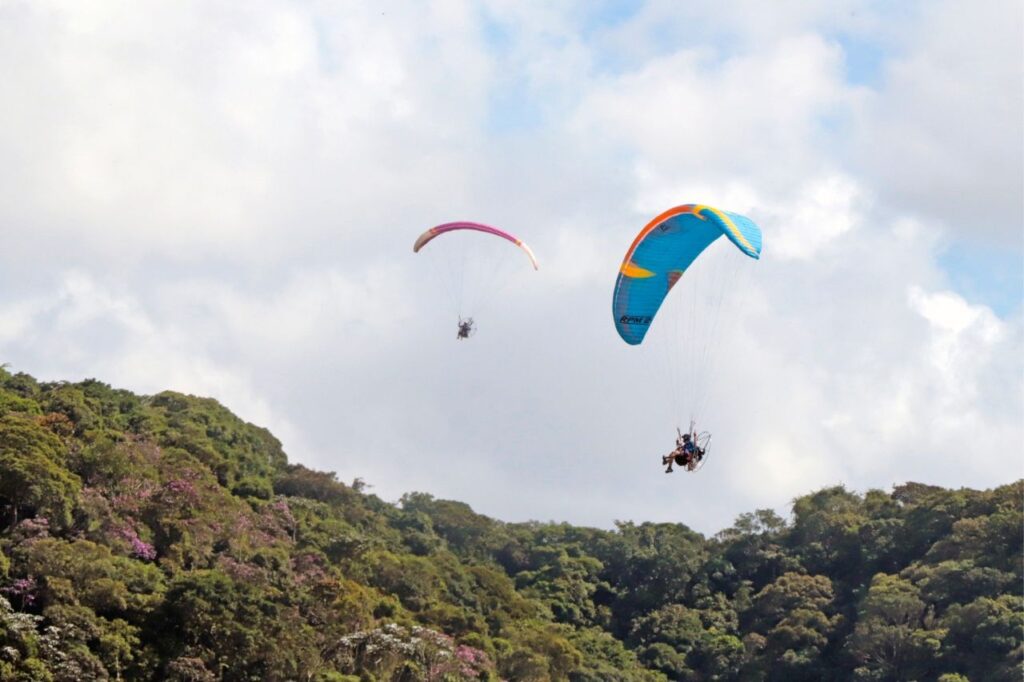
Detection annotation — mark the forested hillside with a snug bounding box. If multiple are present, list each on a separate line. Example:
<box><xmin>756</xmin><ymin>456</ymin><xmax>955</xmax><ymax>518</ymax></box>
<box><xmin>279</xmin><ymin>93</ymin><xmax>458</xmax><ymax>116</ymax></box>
<box><xmin>0</xmin><ymin>369</ymin><xmax>1020</xmax><ymax>681</ymax></box>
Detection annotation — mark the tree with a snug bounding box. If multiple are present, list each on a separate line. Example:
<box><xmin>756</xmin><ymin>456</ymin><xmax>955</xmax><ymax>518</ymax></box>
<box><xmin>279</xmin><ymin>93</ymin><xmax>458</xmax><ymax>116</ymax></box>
<box><xmin>743</xmin><ymin>572</ymin><xmax>840</xmax><ymax>681</ymax></box>
<box><xmin>14</xmin><ymin>538</ymin><xmax>165</xmax><ymax>617</ymax></box>
<box><xmin>598</xmin><ymin>522</ymin><xmax>706</xmax><ymax>632</ymax></box>
<box><xmin>940</xmin><ymin>595</ymin><xmax>1023</xmax><ymax>682</ymax></box>
<box><xmin>515</xmin><ymin>546</ymin><xmax>609</xmax><ymax>627</ymax></box>
<box><xmin>846</xmin><ymin>574</ymin><xmax>943</xmax><ymax>681</ymax></box>
<box><xmin>715</xmin><ymin>509</ymin><xmax>797</xmax><ymax>591</ymax></box>
<box><xmin>789</xmin><ymin>486</ymin><xmax>866</xmax><ymax>580</ymax></box>
<box><xmin>0</xmin><ymin>414</ymin><xmax>80</xmax><ymax>528</ymax></box>
<box><xmin>155</xmin><ymin>570</ymin><xmax>317</xmax><ymax>681</ymax></box>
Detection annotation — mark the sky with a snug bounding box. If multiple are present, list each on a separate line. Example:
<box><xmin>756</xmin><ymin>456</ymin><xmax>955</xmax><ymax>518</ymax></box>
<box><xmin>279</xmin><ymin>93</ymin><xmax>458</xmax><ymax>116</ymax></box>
<box><xmin>0</xmin><ymin>0</ymin><xmax>1021</xmax><ymax>535</ymax></box>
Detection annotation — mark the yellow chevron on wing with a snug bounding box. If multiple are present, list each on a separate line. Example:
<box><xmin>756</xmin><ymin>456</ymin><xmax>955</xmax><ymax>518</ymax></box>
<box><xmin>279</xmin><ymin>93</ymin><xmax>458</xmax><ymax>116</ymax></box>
<box><xmin>702</xmin><ymin>206</ymin><xmax>754</xmax><ymax>253</ymax></box>
<box><xmin>621</xmin><ymin>261</ymin><xmax>655</xmax><ymax>278</ymax></box>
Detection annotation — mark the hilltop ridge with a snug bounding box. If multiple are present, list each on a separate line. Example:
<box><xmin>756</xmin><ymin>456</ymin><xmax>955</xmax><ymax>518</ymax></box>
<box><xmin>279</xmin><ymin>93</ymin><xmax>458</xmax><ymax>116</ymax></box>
<box><xmin>0</xmin><ymin>369</ymin><xmax>1020</xmax><ymax>681</ymax></box>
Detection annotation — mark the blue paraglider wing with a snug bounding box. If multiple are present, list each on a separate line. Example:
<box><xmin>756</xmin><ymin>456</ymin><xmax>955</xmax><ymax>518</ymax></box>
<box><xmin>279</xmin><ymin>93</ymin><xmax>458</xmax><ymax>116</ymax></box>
<box><xmin>612</xmin><ymin>204</ymin><xmax>762</xmax><ymax>345</ymax></box>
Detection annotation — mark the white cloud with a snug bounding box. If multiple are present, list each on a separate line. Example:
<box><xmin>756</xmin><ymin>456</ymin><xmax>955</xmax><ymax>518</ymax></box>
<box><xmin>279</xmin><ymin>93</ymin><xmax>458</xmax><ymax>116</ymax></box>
<box><xmin>849</xmin><ymin>0</ymin><xmax>1023</xmax><ymax>242</ymax></box>
<box><xmin>766</xmin><ymin>175</ymin><xmax>863</xmax><ymax>260</ymax></box>
<box><xmin>907</xmin><ymin>286</ymin><xmax>1008</xmax><ymax>411</ymax></box>
<box><xmin>0</xmin><ymin>0</ymin><xmax>1020</xmax><ymax>535</ymax></box>
<box><xmin>0</xmin><ymin>0</ymin><xmax>500</xmax><ymax>269</ymax></box>
<box><xmin>574</xmin><ymin>33</ymin><xmax>856</xmax><ymax>191</ymax></box>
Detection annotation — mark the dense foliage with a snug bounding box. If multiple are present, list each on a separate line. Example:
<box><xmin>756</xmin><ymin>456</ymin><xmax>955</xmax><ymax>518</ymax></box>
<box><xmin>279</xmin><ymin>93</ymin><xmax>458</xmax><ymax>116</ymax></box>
<box><xmin>0</xmin><ymin>369</ymin><xmax>1020</xmax><ymax>681</ymax></box>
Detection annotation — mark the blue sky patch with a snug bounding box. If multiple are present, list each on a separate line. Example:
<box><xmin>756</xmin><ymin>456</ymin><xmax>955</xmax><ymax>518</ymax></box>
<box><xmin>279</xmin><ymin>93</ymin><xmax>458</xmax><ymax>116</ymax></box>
<box><xmin>939</xmin><ymin>240</ymin><xmax>1024</xmax><ymax>317</ymax></box>
<box><xmin>835</xmin><ymin>33</ymin><xmax>886</xmax><ymax>87</ymax></box>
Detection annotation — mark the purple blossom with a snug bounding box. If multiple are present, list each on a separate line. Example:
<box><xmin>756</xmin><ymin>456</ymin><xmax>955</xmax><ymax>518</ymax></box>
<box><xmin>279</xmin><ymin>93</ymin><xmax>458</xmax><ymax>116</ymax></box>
<box><xmin>164</xmin><ymin>478</ymin><xmax>199</xmax><ymax>499</ymax></box>
<box><xmin>218</xmin><ymin>556</ymin><xmax>263</xmax><ymax>582</ymax></box>
<box><xmin>2</xmin><ymin>576</ymin><xmax>38</xmax><ymax>607</ymax></box>
<box><xmin>131</xmin><ymin>536</ymin><xmax>157</xmax><ymax>561</ymax></box>
<box><xmin>109</xmin><ymin>477</ymin><xmax>157</xmax><ymax>513</ymax></box>
<box><xmin>291</xmin><ymin>553</ymin><xmax>328</xmax><ymax>586</ymax></box>
<box><xmin>13</xmin><ymin>517</ymin><xmax>50</xmax><ymax>541</ymax></box>
<box><xmin>455</xmin><ymin>644</ymin><xmax>489</xmax><ymax>666</ymax></box>
<box><xmin>229</xmin><ymin>513</ymin><xmax>279</xmax><ymax>548</ymax></box>
<box><xmin>270</xmin><ymin>498</ymin><xmax>297</xmax><ymax>538</ymax></box>
<box><xmin>113</xmin><ymin>524</ymin><xmax>157</xmax><ymax>561</ymax></box>
<box><xmin>10</xmin><ymin>578</ymin><xmax>36</xmax><ymax>594</ymax></box>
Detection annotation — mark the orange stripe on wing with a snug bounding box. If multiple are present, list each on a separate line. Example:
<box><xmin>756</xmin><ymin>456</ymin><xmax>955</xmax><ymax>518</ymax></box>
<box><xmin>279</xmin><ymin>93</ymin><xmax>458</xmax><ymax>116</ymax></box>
<box><xmin>619</xmin><ymin>204</ymin><xmax>702</xmax><ymax>269</ymax></box>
